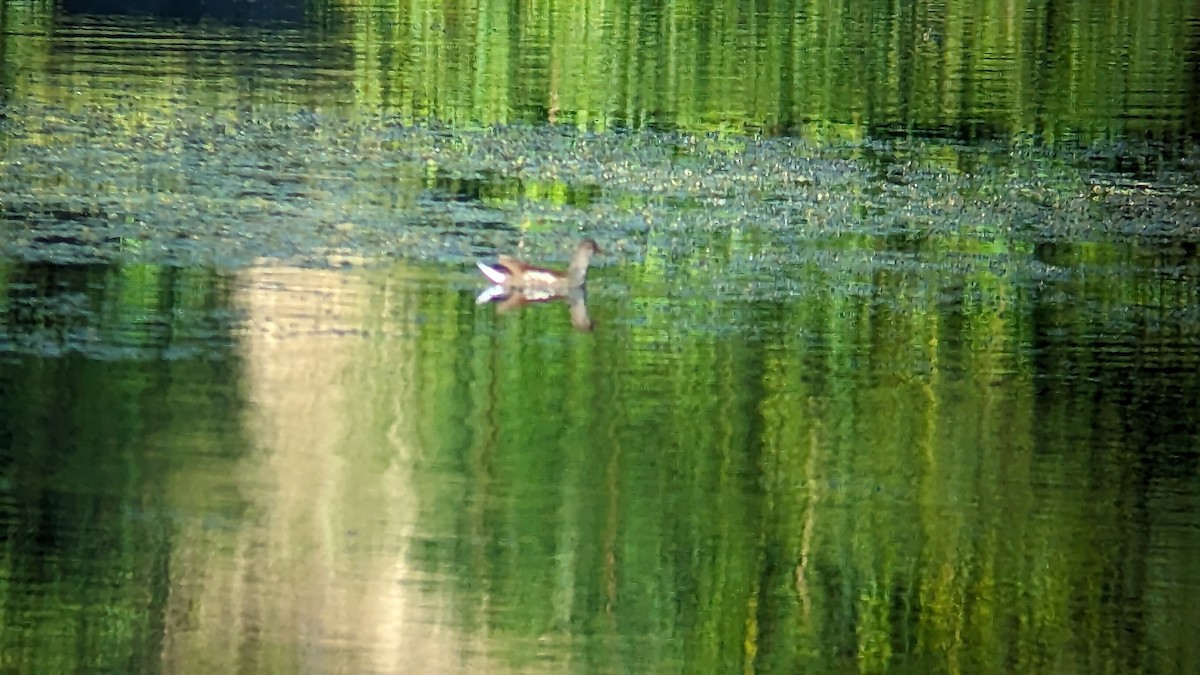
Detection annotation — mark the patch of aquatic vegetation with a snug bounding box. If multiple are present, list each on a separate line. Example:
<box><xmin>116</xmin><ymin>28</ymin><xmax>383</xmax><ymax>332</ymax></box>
<box><xmin>1</xmin><ymin>103</ymin><xmax>1197</xmax><ymax>284</ymax></box>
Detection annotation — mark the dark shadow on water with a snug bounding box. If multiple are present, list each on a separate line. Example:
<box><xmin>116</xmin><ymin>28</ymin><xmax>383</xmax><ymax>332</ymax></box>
<box><xmin>60</xmin><ymin>0</ymin><xmax>305</xmax><ymax>24</ymax></box>
<box><xmin>0</xmin><ymin>261</ymin><xmax>242</xmax><ymax>361</ymax></box>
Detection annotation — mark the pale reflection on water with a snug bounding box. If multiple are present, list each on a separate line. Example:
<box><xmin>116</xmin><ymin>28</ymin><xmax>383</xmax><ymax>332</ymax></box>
<box><xmin>160</xmin><ymin>267</ymin><xmax>483</xmax><ymax>674</ymax></box>
<box><xmin>157</xmin><ymin>266</ymin><xmax>613</xmax><ymax>674</ymax></box>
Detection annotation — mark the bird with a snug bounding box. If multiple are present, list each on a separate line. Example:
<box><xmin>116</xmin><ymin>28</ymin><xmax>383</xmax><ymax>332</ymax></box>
<box><xmin>476</xmin><ymin>238</ymin><xmax>600</xmax><ymax>303</ymax></box>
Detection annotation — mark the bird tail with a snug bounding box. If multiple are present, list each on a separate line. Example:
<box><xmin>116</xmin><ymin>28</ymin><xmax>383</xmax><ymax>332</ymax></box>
<box><xmin>476</xmin><ymin>261</ymin><xmax>509</xmax><ymax>285</ymax></box>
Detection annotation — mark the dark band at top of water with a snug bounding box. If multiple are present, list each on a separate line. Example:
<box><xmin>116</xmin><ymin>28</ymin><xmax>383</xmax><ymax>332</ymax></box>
<box><xmin>59</xmin><ymin>0</ymin><xmax>306</xmax><ymax>25</ymax></box>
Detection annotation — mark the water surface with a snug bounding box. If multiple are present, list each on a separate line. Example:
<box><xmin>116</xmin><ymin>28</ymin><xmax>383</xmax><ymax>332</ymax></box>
<box><xmin>2</xmin><ymin>1</ymin><xmax>1200</xmax><ymax>674</ymax></box>
<box><xmin>3</xmin><ymin>251</ymin><xmax>1198</xmax><ymax>673</ymax></box>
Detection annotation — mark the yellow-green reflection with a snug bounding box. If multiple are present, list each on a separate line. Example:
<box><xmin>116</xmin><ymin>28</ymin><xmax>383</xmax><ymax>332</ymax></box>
<box><xmin>2</xmin><ymin>248</ymin><xmax>1197</xmax><ymax>673</ymax></box>
<box><xmin>1</xmin><ymin>0</ymin><xmax>1196</xmax><ymax>141</ymax></box>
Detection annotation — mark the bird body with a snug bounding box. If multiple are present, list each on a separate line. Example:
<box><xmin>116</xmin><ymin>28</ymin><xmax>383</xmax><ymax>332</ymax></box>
<box><xmin>475</xmin><ymin>239</ymin><xmax>599</xmax><ymax>304</ymax></box>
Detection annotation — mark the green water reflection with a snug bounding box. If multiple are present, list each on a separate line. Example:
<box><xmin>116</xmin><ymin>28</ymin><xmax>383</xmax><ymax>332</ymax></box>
<box><xmin>2</xmin><ymin>0</ymin><xmax>1197</xmax><ymax>142</ymax></box>
<box><xmin>2</xmin><ymin>0</ymin><xmax>1199</xmax><ymax>672</ymax></box>
<box><xmin>1</xmin><ymin>256</ymin><xmax>1198</xmax><ymax>673</ymax></box>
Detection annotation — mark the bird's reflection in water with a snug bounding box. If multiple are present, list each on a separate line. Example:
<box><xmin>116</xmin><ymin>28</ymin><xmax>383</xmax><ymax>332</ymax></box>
<box><xmin>478</xmin><ymin>286</ymin><xmax>593</xmax><ymax>332</ymax></box>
